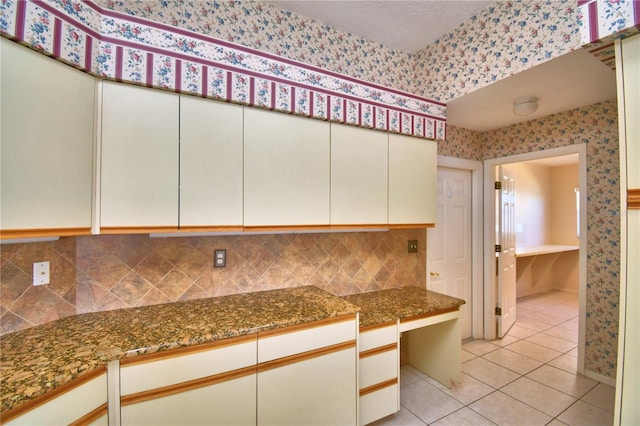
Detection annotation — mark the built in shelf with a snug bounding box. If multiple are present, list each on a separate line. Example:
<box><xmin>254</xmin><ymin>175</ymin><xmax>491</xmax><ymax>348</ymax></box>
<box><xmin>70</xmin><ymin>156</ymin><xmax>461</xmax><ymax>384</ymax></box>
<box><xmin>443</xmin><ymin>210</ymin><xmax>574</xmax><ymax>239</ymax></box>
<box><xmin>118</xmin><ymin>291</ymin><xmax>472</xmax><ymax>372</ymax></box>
<box><xmin>515</xmin><ymin>244</ymin><xmax>579</xmax><ymax>258</ymax></box>
<box><xmin>514</xmin><ymin>244</ymin><xmax>579</xmax><ymax>282</ymax></box>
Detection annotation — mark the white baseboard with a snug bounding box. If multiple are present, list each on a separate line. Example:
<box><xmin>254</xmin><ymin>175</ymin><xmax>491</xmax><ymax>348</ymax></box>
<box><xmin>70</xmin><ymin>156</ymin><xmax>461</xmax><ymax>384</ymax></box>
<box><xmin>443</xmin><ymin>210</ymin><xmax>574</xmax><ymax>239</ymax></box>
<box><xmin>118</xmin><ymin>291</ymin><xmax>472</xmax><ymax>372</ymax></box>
<box><xmin>584</xmin><ymin>369</ymin><xmax>616</xmax><ymax>387</ymax></box>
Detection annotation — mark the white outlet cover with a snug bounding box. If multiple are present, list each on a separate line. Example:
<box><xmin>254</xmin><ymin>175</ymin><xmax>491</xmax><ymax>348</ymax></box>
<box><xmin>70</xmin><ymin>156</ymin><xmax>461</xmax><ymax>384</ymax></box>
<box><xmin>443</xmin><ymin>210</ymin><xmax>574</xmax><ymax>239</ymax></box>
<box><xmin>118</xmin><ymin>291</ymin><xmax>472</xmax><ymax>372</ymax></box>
<box><xmin>33</xmin><ymin>261</ymin><xmax>50</xmax><ymax>286</ymax></box>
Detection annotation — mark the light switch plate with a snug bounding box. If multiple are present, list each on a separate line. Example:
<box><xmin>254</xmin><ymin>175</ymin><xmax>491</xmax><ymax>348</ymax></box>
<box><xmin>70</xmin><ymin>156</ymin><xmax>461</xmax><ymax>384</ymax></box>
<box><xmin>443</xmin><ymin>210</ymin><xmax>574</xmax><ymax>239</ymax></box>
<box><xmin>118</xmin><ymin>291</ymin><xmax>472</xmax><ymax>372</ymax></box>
<box><xmin>33</xmin><ymin>261</ymin><xmax>50</xmax><ymax>285</ymax></box>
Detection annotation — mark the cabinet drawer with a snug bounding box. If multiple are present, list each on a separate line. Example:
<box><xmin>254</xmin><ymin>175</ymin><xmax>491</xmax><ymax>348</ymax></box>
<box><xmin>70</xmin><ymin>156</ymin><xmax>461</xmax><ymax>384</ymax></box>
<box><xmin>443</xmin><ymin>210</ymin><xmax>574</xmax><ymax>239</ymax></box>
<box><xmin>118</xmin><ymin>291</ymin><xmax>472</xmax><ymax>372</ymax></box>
<box><xmin>121</xmin><ymin>374</ymin><xmax>256</xmax><ymax>426</ymax></box>
<box><xmin>359</xmin><ymin>383</ymin><xmax>399</xmax><ymax>426</ymax></box>
<box><xmin>4</xmin><ymin>368</ymin><xmax>107</xmax><ymax>426</ymax></box>
<box><xmin>258</xmin><ymin>315</ymin><xmax>356</xmax><ymax>363</ymax></box>
<box><xmin>360</xmin><ymin>347</ymin><xmax>398</xmax><ymax>390</ymax></box>
<box><xmin>120</xmin><ymin>335</ymin><xmax>257</xmax><ymax>395</ymax></box>
<box><xmin>399</xmin><ymin>308</ymin><xmax>459</xmax><ymax>332</ymax></box>
<box><xmin>359</xmin><ymin>322</ymin><xmax>397</xmax><ymax>352</ymax></box>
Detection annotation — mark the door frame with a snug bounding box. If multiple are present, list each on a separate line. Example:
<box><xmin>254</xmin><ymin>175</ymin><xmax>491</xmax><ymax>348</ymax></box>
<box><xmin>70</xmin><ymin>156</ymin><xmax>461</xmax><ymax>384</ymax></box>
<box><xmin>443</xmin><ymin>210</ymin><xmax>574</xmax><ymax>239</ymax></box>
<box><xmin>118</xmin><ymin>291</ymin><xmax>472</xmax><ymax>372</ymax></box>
<box><xmin>483</xmin><ymin>143</ymin><xmax>587</xmax><ymax>375</ymax></box>
<box><xmin>430</xmin><ymin>155</ymin><xmax>484</xmax><ymax>339</ymax></box>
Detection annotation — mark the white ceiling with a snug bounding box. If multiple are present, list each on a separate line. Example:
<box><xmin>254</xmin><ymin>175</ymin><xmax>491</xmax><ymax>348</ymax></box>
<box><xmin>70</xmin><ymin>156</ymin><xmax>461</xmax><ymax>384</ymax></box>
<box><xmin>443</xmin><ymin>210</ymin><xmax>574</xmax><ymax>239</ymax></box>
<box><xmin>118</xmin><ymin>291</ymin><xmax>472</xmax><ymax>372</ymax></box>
<box><xmin>447</xmin><ymin>48</ymin><xmax>618</xmax><ymax>131</ymax></box>
<box><xmin>265</xmin><ymin>1</ymin><xmax>618</xmax><ymax>132</ymax></box>
<box><xmin>265</xmin><ymin>1</ymin><xmax>495</xmax><ymax>53</ymax></box>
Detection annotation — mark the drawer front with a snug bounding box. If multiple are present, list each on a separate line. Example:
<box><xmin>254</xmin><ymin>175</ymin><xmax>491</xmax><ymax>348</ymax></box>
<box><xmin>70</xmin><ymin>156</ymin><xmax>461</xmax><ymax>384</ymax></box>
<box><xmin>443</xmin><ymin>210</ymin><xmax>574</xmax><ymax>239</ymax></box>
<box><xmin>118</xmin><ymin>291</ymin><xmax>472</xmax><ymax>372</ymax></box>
<box><xmin>399</xmin><ymin>309</ymin><xmax>459</xmax><ymax>332</ymax></box>
<box><xmin>258</xmin><ymin>316</ymin><xmax>357</xmax><ymax>363</ymax></box>
<box><xmin>5</xmin><ymin>371</ymin><xmax>107</xmax><ymax>426</ymax></box>
<box><xmin>121</xmin><ymin>373</ymin><xmax>256</xmax><ymax>426</ymax></box>
<box><xmin>121</xmin><ymin>337</ymin><xmax>257</xmax><ymax>395</ymax></box>
<box><xmin>359</xmin><ymin>323</ymin><xmax>397</xmax><ymax>352</ymax></box>
<box><xmin>360</xmin><ymin>348</ymin><xmax>398</xmax><ymax>390</ymax></box>
<box><xmin>359</xmin><ymin>384</ymin><xmax>399</xmax><ymax>426</ymax></box>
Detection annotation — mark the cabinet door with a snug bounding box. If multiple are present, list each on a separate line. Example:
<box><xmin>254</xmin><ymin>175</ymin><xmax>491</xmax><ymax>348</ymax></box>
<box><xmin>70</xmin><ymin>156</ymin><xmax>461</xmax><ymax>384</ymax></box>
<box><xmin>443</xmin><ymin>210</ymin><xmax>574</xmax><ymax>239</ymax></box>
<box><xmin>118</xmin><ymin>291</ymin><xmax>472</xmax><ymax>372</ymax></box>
<box><xmin>100</xmin><ymin>82</ymin><xmax>179</xmax><ymax>233</ymax></box>
<box><xmin>244</xmin><ymin>108</ymin><xmax>330</xmax><ymax>228</ymax></box>
<box><xmin>257</xmin><ymin>317</ymin><xmax>358</xmax><ymax>425</ymax></box>
<box><xmin>388</xmin><ymin>134</ymin><xmax>437</xmax><ymax>226</ymax></box>
<box><xmin>257</xmin><ymin>346</ymin><xmax>357</xmax><ymax>426</ymax></box>
<box><xmin>3</xmin><ymin>368</ymin><xmax>108</xmax><ymax>426</ymax></box>
<box><xmin>331</xmin><ymin>124</ymin><xmax>388</xmax><ymax>226</ymax></box>
<box><xmin>120</xmin><ymin>336</ymin><xmax>257</xmax><ymax>426</ymax></box>
<box><xmin>179</xmin><ymin>97</ymin><xmax>243</xmax><ymax>230</ymax></box>
<box><xmin>0</xmin><ymin>39</ymin><xmax>94</xmax><ymax>238</ymax></box>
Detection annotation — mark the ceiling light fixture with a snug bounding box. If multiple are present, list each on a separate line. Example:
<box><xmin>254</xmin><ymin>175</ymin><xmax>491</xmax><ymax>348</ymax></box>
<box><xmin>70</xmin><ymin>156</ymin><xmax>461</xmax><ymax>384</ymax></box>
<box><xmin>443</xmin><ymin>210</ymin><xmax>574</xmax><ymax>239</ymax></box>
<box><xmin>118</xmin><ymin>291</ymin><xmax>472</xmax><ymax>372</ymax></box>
<box><xmin>512</xmin><ymin>96</ymin><xmax>539</xmax><ymax>116</ymax></box>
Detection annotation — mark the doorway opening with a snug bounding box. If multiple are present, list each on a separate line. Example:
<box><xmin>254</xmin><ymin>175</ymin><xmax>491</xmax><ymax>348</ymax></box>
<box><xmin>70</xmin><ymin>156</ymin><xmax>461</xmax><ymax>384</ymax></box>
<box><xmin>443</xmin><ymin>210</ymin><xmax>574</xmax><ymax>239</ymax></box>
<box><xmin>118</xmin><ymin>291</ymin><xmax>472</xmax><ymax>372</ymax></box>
<box><xmin>483</xmin><ymin>144</ymin><xmax>587</xmax><ymax>375</ymax></box>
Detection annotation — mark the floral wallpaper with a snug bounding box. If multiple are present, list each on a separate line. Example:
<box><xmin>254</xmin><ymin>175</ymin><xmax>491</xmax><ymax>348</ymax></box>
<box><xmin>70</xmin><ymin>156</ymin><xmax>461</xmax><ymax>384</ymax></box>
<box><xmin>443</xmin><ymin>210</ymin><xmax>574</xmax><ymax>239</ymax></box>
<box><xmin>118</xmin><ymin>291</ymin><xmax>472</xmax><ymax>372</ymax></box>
<box><xmin>95</xmin><ymin>0</ymin><xmax>416</xmax><ymax>94</ymax></box>
<box><xmin>447</xmin><ymin>99</ymin><xmax>620</xmax><ymax>378</ymax></box>
<box><xmin>413</xmin><ymin>0</ymin><xmax>582</xmax><ymax>102</ymax></box>
<box><xmin>441</xmin><ymin>125</ymin><xmax>484</xmax><ymax>161</ymax></box>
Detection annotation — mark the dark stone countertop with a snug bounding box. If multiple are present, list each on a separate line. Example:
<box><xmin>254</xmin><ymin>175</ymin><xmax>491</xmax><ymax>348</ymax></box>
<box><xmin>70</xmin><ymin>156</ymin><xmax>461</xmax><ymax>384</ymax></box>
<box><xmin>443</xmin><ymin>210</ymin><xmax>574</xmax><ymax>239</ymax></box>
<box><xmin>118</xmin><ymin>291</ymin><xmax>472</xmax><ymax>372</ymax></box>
<box><xmin>342</xmin><ymin>286</ymin><xmax>465</xmax><ymax>328</ymax></box>
<box><xmin>0</xmin><ymin>285</ymin><xmax>358</xmax><ymax>413</ymax></box>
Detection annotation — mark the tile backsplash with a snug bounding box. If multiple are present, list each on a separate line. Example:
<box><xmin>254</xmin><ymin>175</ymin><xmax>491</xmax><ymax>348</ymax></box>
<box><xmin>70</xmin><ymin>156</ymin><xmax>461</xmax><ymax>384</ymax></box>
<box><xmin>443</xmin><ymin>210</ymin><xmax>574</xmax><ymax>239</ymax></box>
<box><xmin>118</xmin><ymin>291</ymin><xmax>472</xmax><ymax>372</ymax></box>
<box><xmin>0</xmin><ymin>229</ymin><xmax>426</xmax><ymax>335</ymax></box>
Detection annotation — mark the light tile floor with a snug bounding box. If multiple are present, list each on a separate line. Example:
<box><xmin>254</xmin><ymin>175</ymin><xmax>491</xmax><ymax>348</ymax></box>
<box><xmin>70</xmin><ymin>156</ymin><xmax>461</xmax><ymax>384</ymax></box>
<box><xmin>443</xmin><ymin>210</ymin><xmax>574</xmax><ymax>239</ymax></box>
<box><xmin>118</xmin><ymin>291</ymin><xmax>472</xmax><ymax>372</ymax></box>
<box><xmin>372</xmin><ymin>291</ymin><xmax>616</xmax><ymax>426</ymax></box>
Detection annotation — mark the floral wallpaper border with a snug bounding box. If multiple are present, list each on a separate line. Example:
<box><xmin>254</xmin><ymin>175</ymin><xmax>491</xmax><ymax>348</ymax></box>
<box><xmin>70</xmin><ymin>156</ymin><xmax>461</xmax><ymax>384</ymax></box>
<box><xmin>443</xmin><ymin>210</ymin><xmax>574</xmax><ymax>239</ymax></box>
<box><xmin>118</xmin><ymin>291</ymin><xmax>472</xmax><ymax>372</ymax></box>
<box><xmin>0</xmin><ymin>0</ymin><xmax>447</xmax><ymax>140</ymax></box>
<box><xmin>578</xmin><ymin>0</ymin><xmax>640</xmax><ymax>70</ymax></box>
<box><xmin>578</xmin><ymin>0</ymin><xmax>639</xmax><ymax>45</ymax></box>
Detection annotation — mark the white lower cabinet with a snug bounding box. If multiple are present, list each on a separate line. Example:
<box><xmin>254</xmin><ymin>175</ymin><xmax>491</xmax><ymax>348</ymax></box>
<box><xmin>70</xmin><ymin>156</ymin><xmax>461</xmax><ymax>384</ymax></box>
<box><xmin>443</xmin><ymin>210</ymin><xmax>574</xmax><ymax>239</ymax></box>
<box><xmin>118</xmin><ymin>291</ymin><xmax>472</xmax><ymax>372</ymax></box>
<box><xmin>119</xmin><ymin>335</ymin><xmax>257</xmax><ymax>426</ymax></box>
<box><xmin>3</xmin><ymin>367</ymin><xmax>108</xmax><ymax>426</ymax></box>
<box><xmin>257</xmin><ymin>316</ymin><xmax>358</xmax><ymax>425</ymax></box>
<box><xmin>358</xmin><ymin>322</ymin><xmax>399</xmax><ymax>425</ymax></box>
<box><xmin>116</xmin><ymin>318</ymin><xmax>359</xmax><ymax>425</ymax></box>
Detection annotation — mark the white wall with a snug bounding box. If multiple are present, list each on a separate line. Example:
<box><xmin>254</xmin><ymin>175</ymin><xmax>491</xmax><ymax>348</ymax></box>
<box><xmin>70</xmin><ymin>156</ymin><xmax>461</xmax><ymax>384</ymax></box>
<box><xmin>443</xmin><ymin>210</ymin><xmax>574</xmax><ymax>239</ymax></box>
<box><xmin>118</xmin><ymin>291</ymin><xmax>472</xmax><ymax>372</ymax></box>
<box><xmin>550</xmin><ymin>165</ymin><xmax>580</xmax><ymax>245</ymax></box>
<box><xmin>510</xmin><ymin>161</ymin><xmax>580</xmax><ymax>297</ymax></box>
<box><xmin>510</xmin><ymin>162</ymin><xmax>551</xmax><ymax>247</ymax></box>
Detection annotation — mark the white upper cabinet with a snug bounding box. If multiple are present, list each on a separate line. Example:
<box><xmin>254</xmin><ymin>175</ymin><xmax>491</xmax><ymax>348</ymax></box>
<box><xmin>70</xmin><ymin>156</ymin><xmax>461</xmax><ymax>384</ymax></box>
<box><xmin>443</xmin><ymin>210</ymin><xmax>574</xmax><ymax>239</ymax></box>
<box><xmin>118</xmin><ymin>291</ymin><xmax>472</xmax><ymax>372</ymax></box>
<box><xmin>330</xmin><ymin>124</ymin><xmax>388</xmax><ymax>226</ymax></box>
<box><xmin>388</xmin><ymin>134</ymin><xmax>437</xmax><ymax>226</ymax></box>
<box><xmin>179</xmin><ymin>96</ymin><xmax>243</xmax><ymax>231</ymax></box>
<box><xmin>100</xmin><ymin>82</ymin><xmax>179</xmax><ymax>233</ymax></box>
<box><xmin>243</xmin><ymin>108</ymin><xmax>330</xmax><ymax>228</ymax></box>
<box><xmin>0</xmin><ymin>39</ymin><xmax>95</xmax><ymax>238</ymax></box>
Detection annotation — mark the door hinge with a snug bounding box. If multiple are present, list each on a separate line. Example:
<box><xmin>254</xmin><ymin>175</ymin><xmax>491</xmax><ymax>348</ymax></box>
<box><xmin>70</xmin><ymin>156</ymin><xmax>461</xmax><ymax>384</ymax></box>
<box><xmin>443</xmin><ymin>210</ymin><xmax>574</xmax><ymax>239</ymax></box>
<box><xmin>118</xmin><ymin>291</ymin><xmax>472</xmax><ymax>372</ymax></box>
<box><xmin>495</xmin><ymin>181</ymin><xmax>502</xmax><ymax>190</ymax></box>
<box><xmin>495</xmin><ymin>307</ymin><xmax>502</xmax><ymax>316</ymax></box>
<box><xmin>495</xmin><ymin>244</ymin><xmax>502</xmax><ymax>252</ymax></box>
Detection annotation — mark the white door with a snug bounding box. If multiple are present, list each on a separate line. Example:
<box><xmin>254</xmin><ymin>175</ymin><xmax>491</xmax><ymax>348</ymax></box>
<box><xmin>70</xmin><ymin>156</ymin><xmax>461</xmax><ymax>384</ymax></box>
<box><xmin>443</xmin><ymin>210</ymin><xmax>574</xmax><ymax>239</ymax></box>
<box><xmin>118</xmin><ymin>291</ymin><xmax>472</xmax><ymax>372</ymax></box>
<box><xmin>496</xmin><ymin>165</ymin><xmax>517</xmax><ymax>337</ymax></box>
<box><xmin>428</xmin><ymin>167</ymin><xmax>472</xmax><ymax>339</ymax></box>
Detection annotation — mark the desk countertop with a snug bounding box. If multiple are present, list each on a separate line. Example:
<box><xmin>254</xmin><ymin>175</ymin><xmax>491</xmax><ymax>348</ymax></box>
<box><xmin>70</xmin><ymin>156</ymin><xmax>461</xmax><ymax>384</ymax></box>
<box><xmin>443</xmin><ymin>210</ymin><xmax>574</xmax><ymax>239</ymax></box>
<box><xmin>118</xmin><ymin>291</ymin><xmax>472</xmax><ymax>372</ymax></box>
<box><xmin>342</xmin><ymin>286</ymin><xmax>465</xmax><ymax>328</ymax></box>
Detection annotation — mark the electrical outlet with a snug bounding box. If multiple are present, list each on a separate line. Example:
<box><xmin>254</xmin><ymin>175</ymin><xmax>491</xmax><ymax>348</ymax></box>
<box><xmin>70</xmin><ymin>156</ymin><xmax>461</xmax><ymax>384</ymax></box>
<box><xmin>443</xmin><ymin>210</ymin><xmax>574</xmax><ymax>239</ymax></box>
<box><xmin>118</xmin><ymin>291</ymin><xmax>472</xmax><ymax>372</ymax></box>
<box><xmin>33</xmin><ymin>261</ymin><xmax>50</xmax><ymax>285</ymax></box>
<box><xmin>408</xmin><ymin>240</ymin><xmax>418</xmax><ymax>253</ymax></box>
<box><xmin>214</xmin><ymin>249</ymin><xmax>226</xmax><ymax>268</ymax></box>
